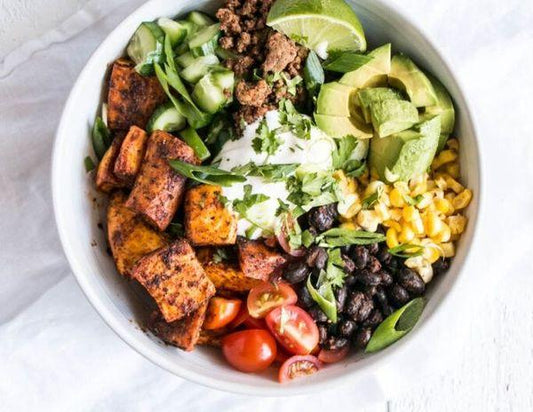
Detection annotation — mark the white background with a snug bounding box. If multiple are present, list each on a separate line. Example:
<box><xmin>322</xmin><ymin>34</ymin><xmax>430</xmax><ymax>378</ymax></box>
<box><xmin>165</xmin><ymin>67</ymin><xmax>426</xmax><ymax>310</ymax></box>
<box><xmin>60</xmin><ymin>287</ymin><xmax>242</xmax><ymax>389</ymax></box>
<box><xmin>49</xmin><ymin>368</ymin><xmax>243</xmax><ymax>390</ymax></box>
<box><xmin>1</xmin><ymin>0</ymin><xmax>533</xmax><ymax>410</ymax></box>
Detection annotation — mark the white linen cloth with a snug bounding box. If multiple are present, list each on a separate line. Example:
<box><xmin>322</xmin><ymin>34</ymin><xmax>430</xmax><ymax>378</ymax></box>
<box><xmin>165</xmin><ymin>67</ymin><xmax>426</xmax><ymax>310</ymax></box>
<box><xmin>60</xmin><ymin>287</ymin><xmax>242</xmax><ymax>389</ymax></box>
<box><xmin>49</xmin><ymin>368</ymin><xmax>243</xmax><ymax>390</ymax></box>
<box><xmin>0</xmin><ymin>0</ymin><xmax>532</xmax><ymax>410</ymax></box>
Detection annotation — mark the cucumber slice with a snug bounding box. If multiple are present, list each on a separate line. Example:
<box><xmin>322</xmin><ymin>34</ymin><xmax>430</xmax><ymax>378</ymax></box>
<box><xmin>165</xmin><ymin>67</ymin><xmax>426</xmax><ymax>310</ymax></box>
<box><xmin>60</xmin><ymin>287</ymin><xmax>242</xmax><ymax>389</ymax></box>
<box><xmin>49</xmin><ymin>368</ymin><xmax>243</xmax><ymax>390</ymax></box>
<box><xmin>186</xmin><ymin>11</ymin><xmax>214</xmax><ymax>27</ymax></box>
<box><xmin>157</xmin><ymin>18</ymin><xmax>188</xmax><ymax>46</ymax></box>
<box><xmin>180</xmin><ymin>127</ymin><xmax>211</xmax><ymax>160</ymax></box>
<box><xmin>211</xmin><ymin>69</ymin><xmax>235</xmax><ymax>91</ymax></box>
<box><xmin>189</xmin><ymin>23</ymin><xmax>221</xmax><ymax>57</ymax></box>
<box><xmin>127</xmin><ymin>22</ymin><xmax>165</xmax><ymax>75</ymax></box>
<box><xmin>147</xmin><ymin>102</ymin><xmax>187</xmax><ymax>133</ymax></box>
<box><xmin>215</xmin><ymin>47</ymin><xmax>239</xmax><ymax>60</ymax></box>
<box><xmin>176</xmin><ymin>52</ymin><xmax>196</xmax><ymax>68</ymax></box>
<box><xmin>192</xmin><ymin>74</ymin><xmax>228</xmax><ymax>114</ymax></box>
<box><xmin>180</xmin><ymin>55</ymin><xmax>220</xmax><ymax>83</ymax></box>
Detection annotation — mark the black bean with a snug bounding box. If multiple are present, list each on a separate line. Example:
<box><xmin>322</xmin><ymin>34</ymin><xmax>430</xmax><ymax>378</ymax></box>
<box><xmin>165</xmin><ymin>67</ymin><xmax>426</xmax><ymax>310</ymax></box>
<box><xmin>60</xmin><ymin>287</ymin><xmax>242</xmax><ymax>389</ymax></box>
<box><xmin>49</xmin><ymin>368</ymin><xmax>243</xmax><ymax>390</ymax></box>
<box><xmin>306</xmin><ymin>246</ymin><xmax>328</xmax><ymax>269</ymax></box>
<box><xmin>362</xmin><ymin>309</ymin><xmax>383</xmax><ymax>327</ymax></box>
<box><xmin>341</xmin><ymin>245</ymin><xmax>352</xmax><ymax>255</ymax></box>
<box><xmin>352</xmin><ymin>246</ymin><xmax>369</xmax><ymax>270</ymax></box>
<box><xmin>375</xmin><ymin>286</ymin><xmax>393</xmax><ymax>316</ymax></box>
<box><xmin>338</xmin><ymin>319</ymin><xmax>357</xmax><ymax>338</ymax></box>
<box><xmin>388</xmin><ymin>284</ymin><xmax>410</xmax><ymax>306</ymax></box>
<box><xmin>356</xmin><ymin>269</ymin><xmax>382</xmax><ymax>286</ymax></box>
<box><xmin>318</xmin><ymin>323</ymin><xmax>329</xmax><ymax>344</ymax></box>
<box><xmin>367</xmin><ymin>255</ymin><xmax>382</xmax><ymax>273</ymax></box>
<box><xmin>308</xmin><ymin>204</ymin><xmax>338</xmax><ymax>232</ymax></box>
<box><xmin>379</xmin><ymin>270</ymin><xmax>394</xmax><ymax>286</ymax></box>
<box><xmin>297</xmin><ymin>284</ymin><xmax>315</xmax><ymax>308</ymax></box>
<box><xmin>353</xmin><ymin>327</ymin><xmax>373</xmax><ymax>349</ymax></box>
<box><xmin>367</xmin><ymin>243</ymin><xmax>379</xmax><ymax>255</ymax></box>
<box><xmin>309</xmin><ymin>307</ymin><xmax>329</xmax><ymax>323</ymax></box>
<box><xmin>346</xmin><ymin>291</ymin><xmax>374</xmax><ymax>322</ymax></box>
<box><xmin>362</xmin><ymin>285</ymin><xmax>378</xmax><ymax>297</ymax></box>
<box><xmin>324</xmin><ymin>336</ymin><xmax>349</xmax><ymax>351</ymax></box>
<box><xmin>344</xmin><ymin>274</ymin><xmax>357</xmax><ymax>287</ymax></box>
<box><xmin>397</xmin><ymin>267</ymin><xmax>426</xmax><ymax>296</ymax></box>
<box><xmin>342</xmin><ymin>254</ymin><xmax>356</xmax><ymax>274</ymax></box>
<box><xmin>386</xmin><ymin>257</ymin><xmax>400</xmax><ymax>272</ymax></box>
<box><xmin>335</xmin><ymin>286</ymin><xmax>348</xmax><ymax>312</ymax></box>
<box><xmin>377</xmin><ymin>246</ymin><xmax>393</xmax><ymax>265</ymax></box>
<box><xmin>283</xmin><ymin>261</ymin><xmax>311</xmax><ymax>284</ymax></box>
<box><xmin>433</xmin><ymin>258</ymin><xmax>450</xmax><ymax>276</ymax></box>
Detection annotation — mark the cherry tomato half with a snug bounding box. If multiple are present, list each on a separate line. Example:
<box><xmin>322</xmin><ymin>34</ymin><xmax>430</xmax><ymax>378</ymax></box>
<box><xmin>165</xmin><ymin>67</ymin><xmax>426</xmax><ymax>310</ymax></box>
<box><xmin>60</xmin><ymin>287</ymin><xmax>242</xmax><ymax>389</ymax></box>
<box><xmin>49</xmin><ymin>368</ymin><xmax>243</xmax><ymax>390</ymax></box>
<box><xmin>221</xmin><ymin>329</ymin><xmax>277</xmax><ymax>373</ymax></box>
<box><xmin>247</xmin><ymin>282</ymin><xmax>297</xmax><ymax>319</ymax></box>
<box><xmin>204</xmin><ymin>297</ymin><xmax>242</xmax><ymax>330</ymax></box>
<box><xmin>278</xmin><ymin>355</ymin><xmax>321</xmax><ymax>383</ymax></box>
<box><xmin>265</xmin><ymin>305</ymin><xmax>319</xmax><ymax>355</ymax></box>
<box><xmin>317</xmin><ymin>346</ymin><xmax>350</xmax><ymax>364</ymax></box>
<box><xmin>229</xmin><ymin>305</ymin><xmax>267</xmax><ymax>330</ymax></box>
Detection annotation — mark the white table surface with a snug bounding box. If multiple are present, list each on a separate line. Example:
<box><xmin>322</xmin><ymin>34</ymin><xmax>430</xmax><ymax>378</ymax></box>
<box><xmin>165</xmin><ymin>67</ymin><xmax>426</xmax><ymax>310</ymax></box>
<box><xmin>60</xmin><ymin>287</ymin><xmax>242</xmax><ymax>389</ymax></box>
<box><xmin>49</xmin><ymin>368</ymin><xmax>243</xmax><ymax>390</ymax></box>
<box><xmin>1</xmin><ymin>0</ymin><xmax>532</xmax><ymax>410</ymax></box>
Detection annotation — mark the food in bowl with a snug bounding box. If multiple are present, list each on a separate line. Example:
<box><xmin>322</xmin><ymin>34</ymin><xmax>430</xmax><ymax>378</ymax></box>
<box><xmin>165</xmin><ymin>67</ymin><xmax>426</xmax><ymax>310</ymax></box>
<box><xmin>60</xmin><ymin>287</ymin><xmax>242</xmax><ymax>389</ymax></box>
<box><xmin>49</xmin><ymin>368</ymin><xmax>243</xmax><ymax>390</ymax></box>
<box><xmin>84</xmin><ymin>0</ymin><xmax>473</xmax><ymax>383</ymax></box>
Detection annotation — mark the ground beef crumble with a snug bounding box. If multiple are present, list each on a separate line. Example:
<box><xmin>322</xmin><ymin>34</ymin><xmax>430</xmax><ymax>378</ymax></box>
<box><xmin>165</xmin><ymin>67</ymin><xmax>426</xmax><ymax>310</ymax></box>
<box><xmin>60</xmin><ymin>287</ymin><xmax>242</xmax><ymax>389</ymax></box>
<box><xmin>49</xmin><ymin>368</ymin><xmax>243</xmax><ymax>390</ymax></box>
<box><xmin>216</xmin><ymin>0</ymin><xmax>308</xmax><ymax>126</ymax></box>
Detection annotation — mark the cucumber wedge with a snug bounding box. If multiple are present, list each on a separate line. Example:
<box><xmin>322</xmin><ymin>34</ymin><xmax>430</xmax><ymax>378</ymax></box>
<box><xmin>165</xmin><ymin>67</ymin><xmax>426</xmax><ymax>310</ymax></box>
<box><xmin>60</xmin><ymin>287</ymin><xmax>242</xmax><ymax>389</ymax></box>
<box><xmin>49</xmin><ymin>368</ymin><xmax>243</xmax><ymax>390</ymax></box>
<box><xmin>186</xmin><ymin>11</ymin><xmax>214</xmax><ymax>27</ymax></box>
<box><xmin>192</xmin><ymin>73</ymin><xmax>228</xmax><ymax>114</ymax></box>
<box><xmin>147</xmin><ymin>102</ymin><xmax>187</xmax><ymax>133</ymax></box>
<box><xmin>211</xmin><ymin>69</ymin><xmax>235</xmax><ymax>91</ymax></box>
<box><xmin>157</xmin><ymin>17</ymin><xmax>188</xmax><ymax>46</ymax></box>
<box><xmin>127</xmin><ymin>22</ymin><xmax>165</xmax><ymax>75</ymax></box>
<box><xmin>176</xmin><ymin>52</ymin><xmax>196</xmax><ymax>68</ymax></box>
<box><xmin>180</xmin><ymin>55</ymin><xmax>220</xmax><ymax>83</ymax></box>
<box><xmin>189</xmin><ymin>23</ymin><xmax>221</xmax><ymax>57</ymax></box>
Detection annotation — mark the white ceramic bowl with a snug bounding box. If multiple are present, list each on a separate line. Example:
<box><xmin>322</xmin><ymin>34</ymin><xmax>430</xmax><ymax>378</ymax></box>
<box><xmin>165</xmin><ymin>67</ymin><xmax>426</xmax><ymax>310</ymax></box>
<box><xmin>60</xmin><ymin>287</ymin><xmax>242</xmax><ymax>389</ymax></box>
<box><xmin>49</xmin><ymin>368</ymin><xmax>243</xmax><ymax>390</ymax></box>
<box><xmin>52</xmin><ymin>0</ymin><xmax>482</xmax><ymax>396</ymax></box>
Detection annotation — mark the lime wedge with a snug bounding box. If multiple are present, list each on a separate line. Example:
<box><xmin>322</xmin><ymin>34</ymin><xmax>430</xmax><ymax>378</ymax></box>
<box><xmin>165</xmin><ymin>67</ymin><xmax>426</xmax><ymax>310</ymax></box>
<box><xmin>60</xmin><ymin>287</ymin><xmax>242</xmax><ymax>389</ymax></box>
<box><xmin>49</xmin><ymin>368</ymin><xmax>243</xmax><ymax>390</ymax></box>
<box><xmin>267</xmin><ymin>0</ymin><xmax>366</xmax><ymax>54</ymax></box>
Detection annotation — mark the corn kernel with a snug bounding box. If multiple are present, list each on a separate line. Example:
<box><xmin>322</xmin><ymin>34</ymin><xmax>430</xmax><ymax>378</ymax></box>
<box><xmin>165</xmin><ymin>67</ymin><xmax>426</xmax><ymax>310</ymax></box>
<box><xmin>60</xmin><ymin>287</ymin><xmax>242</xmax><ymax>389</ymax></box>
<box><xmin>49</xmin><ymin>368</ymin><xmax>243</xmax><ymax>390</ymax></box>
<box><xmin>389</xmin><ymin>208</ymin><xmax>403</xmax><ymax>221</ymax></box>
<box><xmin>389</xmin><ymin>188</ymin><xmax>405</xmax><ymax>207</ymax></box>
<box><xmin>445</xmin><ymin>192</ymin><xmax>455</xmax><ymax>203</ymax></box>
<box><xmin>444</xmin><ymin>176</ymin><xmax>464</xmax><ymax>194</ymax></box>
<box><xmin>441</xmin><ymin>242</ymin><xmax>456</xmax><ymax>258</ymax></box>
<box><xmin>452</xmin><ymin>189</ymin><xmax>473</xmax><ymax>209</ymax></box>
<box><xmin>399</xmin><ymin>225</ymin><xmax>416</xmax><ymax>243</ymax></box>
<box><xmin>386</xmin><ymin>228</ymin><xmax>399</xmax><ymax>248</ymax></box>
<box><xmin>340</xmin><ymin>221</ymin><xmax>357</xmax><ymax>231</ymax></box>
<box><xmin>364</xmin><ymin>180</ymin><xmax>386</xmax><ymax>198</ymax></box>
<box><xmin>374</xmin><ymin>202</ymin><xmax>390</xmax><ymax>221</ymax></box>
<box><xmin>434</xmin><ymin>175</ymin><xmax>448</xmax><ymax>190</ymax></box>
<box><xmin>434</xmin><ymin>198</ymin><xmax>454</xmax><ymax>215</ymax></box>
<box><xmin>448</xmin><ymin>215</ymin><xmax>468</xmax><ymax>234</ymax></box>
<box><xmin>432</xmin><ymin>223</ymin><xmax>451</xmax><ymax>243</ymax></box>
<box><xmin>411</xmin><ymin>181</ymin><xmax>428</xmax><ymax>197</ymax></box>
<box><xmin>393</xmin><ymin>181</ymin><xmax>410</xmax><ymax>194</ymax></box>
<box><xmin>338</xmin><ymin>194</ymin><xmax>361</xmax><ymax>219</ymax></box>
<box><xmin>411</xmin><ymin>216</ymin><xmax>425</xmax><ymax>235</ymax></box>
<box><xmin>432</xmin><ymin>150</ymin><xmax>458</xmax><ymax>170</ymax></box>
<box><xmin>432</xmin><ymin>189</ymin><xmax>445</xmax><ymax>199</ymax></box>
<box><xmin>421</xmin><ymin>240</ymin><xmax>441</xmax><ymax>264</ymax></box>
<box><xmin>416</xmin><ymin>193</ymin><xmax>433</xmax><ymax>209</ymax></box>
<box><xmin>384</xmin><ymin>220</ymin><xmax>402</xmax><ymax>231</ymax></box>
<box><xmin>424</xmin><ymin>211</ymin><xmax>443</xmax><ymax>237</ymax></box>
<box><xmin>403</xmin><ymin>205</ymin><xmax>418</xmax><ymax>222</ymax></box>
<box><xmin>447</xmin><ymin>138</ymin><xmax>459</xmax><ymax>151</ymax></box>
<box><xmin>446</xmin><ymin>163</ymin><xmax>460</xmax><ymax>179</ymax></box>
<box><xmin>357</xmin><ymin>210</ymin><xmax>380</xmax><ymax>232</ymax></box>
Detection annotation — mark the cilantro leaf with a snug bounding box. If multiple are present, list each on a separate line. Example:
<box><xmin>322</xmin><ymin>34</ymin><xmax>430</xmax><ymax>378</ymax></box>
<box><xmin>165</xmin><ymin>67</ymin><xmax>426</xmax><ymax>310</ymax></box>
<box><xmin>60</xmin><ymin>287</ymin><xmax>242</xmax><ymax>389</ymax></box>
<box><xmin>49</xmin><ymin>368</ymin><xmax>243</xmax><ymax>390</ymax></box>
<box><xmin>252</xmin><ymin>119</ymin><xmax>281</xmax><ymax>155</ymax></box>
<box><xmin>232</xmin><ymin>162</ymin><xmax>298</xmax><ymax>182</ymax></box>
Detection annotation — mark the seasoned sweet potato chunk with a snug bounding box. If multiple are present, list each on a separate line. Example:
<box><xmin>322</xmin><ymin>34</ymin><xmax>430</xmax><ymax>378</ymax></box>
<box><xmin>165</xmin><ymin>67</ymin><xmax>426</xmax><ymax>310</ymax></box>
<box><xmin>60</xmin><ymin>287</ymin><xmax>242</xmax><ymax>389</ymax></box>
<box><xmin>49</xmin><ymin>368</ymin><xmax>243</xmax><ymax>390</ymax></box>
<box><xmin>149</xmin><ymin>301</ymin><xmax>208</xmax><ymax>351</ymax></box>
<box><xmin>95</xmin><ymin>134</ymin><xmax>126</xmax><ymax>193</ymax></box>
<box><xmin>114</xmin><ymin>126</ymin><xmax>148</xmax><ymax>185</ymax></box>
<box><xmin>106</xmin><ymin>192</ymin><xmax>169</xmax><ymax>277</ymax></box>
<box><xmin>126</xmin><ymin>131</ymin><xmax>200</xmax><ymax>231</ymax></box>
<box><xmin>184</xmin><ymin>185</ymin><xmax>238</xmax><ymax>246</ymax></box>
<box><xmin>107</xmin><ymin>59</ymin><xmax>166</xmax><ymax>131</ymax></box>
<box><xmin>197</xmin><ymin>328</ymin><xmax>229</xmax><ymax>348</ymax></box>
<box><xmin>237</xmin><ymin>238</ymin><xmax>286</xmax><ymax>281</ymax></box>
<box><xmin>131</xmin><ymin>239</ymin><xmax>215</xmax><ymax>322</ymax></box>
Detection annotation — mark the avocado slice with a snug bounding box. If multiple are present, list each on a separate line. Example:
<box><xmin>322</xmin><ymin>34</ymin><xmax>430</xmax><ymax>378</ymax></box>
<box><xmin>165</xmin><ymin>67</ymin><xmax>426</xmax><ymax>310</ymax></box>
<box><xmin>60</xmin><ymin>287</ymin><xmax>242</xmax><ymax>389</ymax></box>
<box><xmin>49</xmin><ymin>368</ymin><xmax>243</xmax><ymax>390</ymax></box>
<box><xmin>388</xmin><ymin>54</ymin><xmax>437</xmax><ymax>107</ymax></box>
<box><xmin>316</xmin><ymin>82</ymin><xmax>357</xmax><ymax>117</ymax></box>
<box><xmin>357</xmin><ymin>87</ymin><xmax>403</xmax><ymax>123</ymax></box>
<box><xmin>315</xmin><ymin>113</ymin><xmax>373</xmax><ymax>139</ymax></box>
<box><xmin>340</xmin><ymin>44</ymin><xmax>391</xmax><ymax>89</ymax></box>
<box><xmin>369</xmin><ymin>99</ymin><xmax>419</xmax><ymax>138</ymax></box>
<box><xmin>369</xmin><ymin>115</ymin><xmax>441</xmax><ymax>182</ymax></box>
<box><xmin>424</xmin><ymin>74</ymin><xmax>455</xmax><ymax>151</ymax></box>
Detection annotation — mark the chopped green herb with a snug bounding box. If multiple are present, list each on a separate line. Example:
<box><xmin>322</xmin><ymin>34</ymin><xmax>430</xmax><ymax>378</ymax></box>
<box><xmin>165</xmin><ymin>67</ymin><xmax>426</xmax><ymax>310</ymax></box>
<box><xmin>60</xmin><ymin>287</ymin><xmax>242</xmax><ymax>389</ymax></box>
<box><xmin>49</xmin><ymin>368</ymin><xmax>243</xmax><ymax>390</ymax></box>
<box><xmin>323</xmin><ymin>51</ymin><xmax>373</xmax><ymax>73</ymax></box>
<box><xmin>388</xmin><ymin>244</ymin><xmax>425</xmax><ymax>258</ymax></box>
<box><xmin>205</xmin><ymin>112</ymin><xmax>237</xmax><ymax>158</ymax></box>
<box><xmin>301</xmin><ymin>229</ymin><xmax>316</xmax><ymax>248</ymax></box>
<box><xmin>306</xmin><ymin>275</ymin><xmax>337</xmax><ymax>323</ymax></box>
<box><xmin>404</xmin><ymin>193</ymin><xmax>424</xmax><ymax>206</ymax></box>
<box><xmin>365</xmin><ymin>298</ymin><xmax>425</xmax><ymax>353</ymax></box>
<box><xmin>213</xmin><ymin>248</ymin><xmax>230</xmax><ymax>263</ymax></box>
<box><xmin>362</xmin><ymin>185</ymin><xmax>384</xmax><ymax>209</ymax></box>
<box><xmin>252</xmin><ymin>119</ymin><xmax>281</xmax><ymax>155</ymax></box>
<box><xmin>91</xmin><ymin>117</ymin><xmax>112</xmax><ymax>160</ymax></box>
<box><xmin>84</xmin><ymin>156</ymin><xmax>96</xmax><ymax>172</ymax></box>
<box><xmin>278</xmin><ymin>99</ymin><xmax>312</xmax><ymax>140</ymax></box>
<box><xmin>168</xmin><ymin>160</ymin><xmax>246</xmax><ymax>186</ymax></box>
<box><xmin>276</xmin><ymin>199</ymin><xmax>291</xmax><ymax>216</ymax></box>
<box><xmin>324</xmin><ymin>248</ymin><xmax>346</xmax><ymax>288</ymax></box>
<box><xmin>286</xmin><ymin>170</ymin><xmax>338</xmax><ymax>211</ymax></box>
<box><xmin>316</xmin><ymin>228</ymin><xmax>385</xmax><ymax>247</ymax></box>
<box><xmin>281</xmin><ymin>73</ymin><xmax>303</xmax><ymax>96</ymax></box>
<box><xmin>231</xmin><ymin>162</ymin><xmax>298</xmax><ymax>182</ymax></box>
<box><xmin>166</xmin><ymin>222</ymin><xmax>184</xmax><ymax>237</ymax></box>
<box><xmin>232</xmin><ymin>184</ymin><xmax>270</xmax><ymax>217</ymax></box>
<box><xmin>303</xmin><ymin>51</ymin><xmax>324</xmax><ymax>97</ymax></box>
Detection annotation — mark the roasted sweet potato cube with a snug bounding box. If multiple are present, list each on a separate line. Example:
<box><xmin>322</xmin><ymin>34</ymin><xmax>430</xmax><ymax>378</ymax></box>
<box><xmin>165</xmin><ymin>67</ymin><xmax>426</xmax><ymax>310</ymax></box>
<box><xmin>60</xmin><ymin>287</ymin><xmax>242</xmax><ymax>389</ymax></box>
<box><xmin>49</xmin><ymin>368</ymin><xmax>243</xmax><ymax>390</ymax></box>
<box><xmin>114</xmin><ymin>126</ymin><xmax>148</xmax><ymax>185</ymax></box>
<box><xmin>107</xmin><ymin>59</ymin><xmax>166</xmax><ymax>131</ymax></box>
<box><xmin>95</xmin><ymin>134</ymin><xmax>126</xmax><ymax>193</ymax></box>
<box><xmin>149</xmin><ymin>301</ymin><xmax>208</xmax><ymax>351</ymax></box>
<box><xmin>184</xmin><ymin>185</ymin><xmax>238</xmax><ymax>246</ymax></box>
<box><xmin>106</xmin><ymin>192</ymin><xmax>169</xmax><ymax>277</ymax></box>
<box><xmin>237</xmin><ymin>238</ymin><xmax>286</xmax><ymax>281</ymax></box>
<box><xmin>131</xmin><ymin>239</ymin><xmax>215</xmax><ymax>322</ymax></box>
<box><xmin>204</xmin><ymin>260</ymin><xmax>261</xmax><ymax>292</ymax></box>
<box><xmin>126</xmin><ymin>131</ymin><xmax>200</xmax><ymax>231</ymax></box>
<box><xmin>197</xmin><ymin>328</ymin><xmax>229</xmax><ymax>348</ymax></box>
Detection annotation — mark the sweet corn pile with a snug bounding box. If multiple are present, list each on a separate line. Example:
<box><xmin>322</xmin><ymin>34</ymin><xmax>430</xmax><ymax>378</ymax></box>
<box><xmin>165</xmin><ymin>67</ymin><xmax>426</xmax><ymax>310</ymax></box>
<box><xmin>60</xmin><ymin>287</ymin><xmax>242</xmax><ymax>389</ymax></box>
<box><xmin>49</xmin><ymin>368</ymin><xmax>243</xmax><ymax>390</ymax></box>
<box><xmin>335</xmin><ymin>138</ymin><xmax>472</xmax><ymax>284</ymax></box>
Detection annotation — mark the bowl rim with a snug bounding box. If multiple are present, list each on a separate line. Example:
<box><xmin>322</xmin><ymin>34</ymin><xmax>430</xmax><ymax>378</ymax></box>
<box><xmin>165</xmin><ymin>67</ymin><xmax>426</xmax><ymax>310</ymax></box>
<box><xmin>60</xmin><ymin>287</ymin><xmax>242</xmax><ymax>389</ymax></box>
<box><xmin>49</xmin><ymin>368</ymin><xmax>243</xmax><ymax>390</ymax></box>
<box><xmin>52</xmin><ymin>0</ymin><xmax>484</xmax><ymax>397</ymax></box>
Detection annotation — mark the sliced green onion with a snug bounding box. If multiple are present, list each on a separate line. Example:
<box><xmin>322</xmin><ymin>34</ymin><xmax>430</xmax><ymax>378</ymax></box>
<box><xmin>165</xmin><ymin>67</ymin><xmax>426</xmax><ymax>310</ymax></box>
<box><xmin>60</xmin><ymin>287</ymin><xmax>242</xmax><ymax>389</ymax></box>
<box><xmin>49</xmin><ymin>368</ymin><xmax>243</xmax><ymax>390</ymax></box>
<box><xmin>303</xmin><ymin>51</ymin><xmax>324</xmax><ymax>96</ymax></box>
<box><xmin>365</xmin><ymin>298</ymin><xmax>425</xmax><ymax>353</ymax></box>
<box><xmin>388</xmin><ymin>244</ymin><xmax>425</xmax><ymax>258</ymax></box>
<box><xmin>91</xmin><ymin>117</ymin><xmax>111</xmax><ymax>160</ymax></box>
<box><xmin>316</xmin><ymin>228</ymin><xmax>386</xmax><ymax>247</ymax></box>
<box><xmin>323</xmin><ymin>51</ymin><xmax>373</xmax><ymax>73</ymax></box>
<box><xmin>84</xmin><ymin>156</ymin><xmax>96</xmax><ymax>172</ymax></box>
<box><xmin>306</xmin><ymin>275</ymin><xmax>337</xmax><ymax>323</ymax></box>
<box><xmin>180</xmin><ymin>127</ymin><xmax>210</xmax><ymax>161</ymax></box>
<box><xmin>168</xmin><ymin>159</ymin><xmax>246</xmax><ymax>186</ymax></box>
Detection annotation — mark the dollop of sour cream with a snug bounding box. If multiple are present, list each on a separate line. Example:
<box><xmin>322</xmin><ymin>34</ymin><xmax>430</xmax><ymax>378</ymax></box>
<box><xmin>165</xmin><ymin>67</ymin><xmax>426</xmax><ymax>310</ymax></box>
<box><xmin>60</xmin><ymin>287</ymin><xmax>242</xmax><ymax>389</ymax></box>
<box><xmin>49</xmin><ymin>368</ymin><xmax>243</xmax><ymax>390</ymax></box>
<box><xmin>214</xmin><ymin>110</ymin><xmax>336</xmax><ymax>238</ymax></box>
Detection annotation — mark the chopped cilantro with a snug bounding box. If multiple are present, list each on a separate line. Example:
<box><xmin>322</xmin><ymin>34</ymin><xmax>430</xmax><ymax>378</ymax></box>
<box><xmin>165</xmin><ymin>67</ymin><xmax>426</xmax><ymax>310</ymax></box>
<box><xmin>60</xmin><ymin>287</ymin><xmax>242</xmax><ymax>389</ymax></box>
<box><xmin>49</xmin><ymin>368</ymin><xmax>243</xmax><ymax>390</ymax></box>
<box><xmin>362</xmin><ymin>185</ymin><xmax>384</xmax><ymax>209</ymax></box>
<box><xmin>252</xmin><ymin>119</ymin><xmax>281</xmax><ymax>155</ymax></box>
<box><xmin>281</xmin><ymin>73</ymin><xmax>303</xmax><ymax>96</ymax></box>
<box><xmin>213</xmin><ymin>248</ymin><xmax>230</xmax><ymax>263</ymax></box>
<box><xmin>232</xmin><ymin>162</ymin><xmax>298</xmax><ymax>182</ymax></box>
